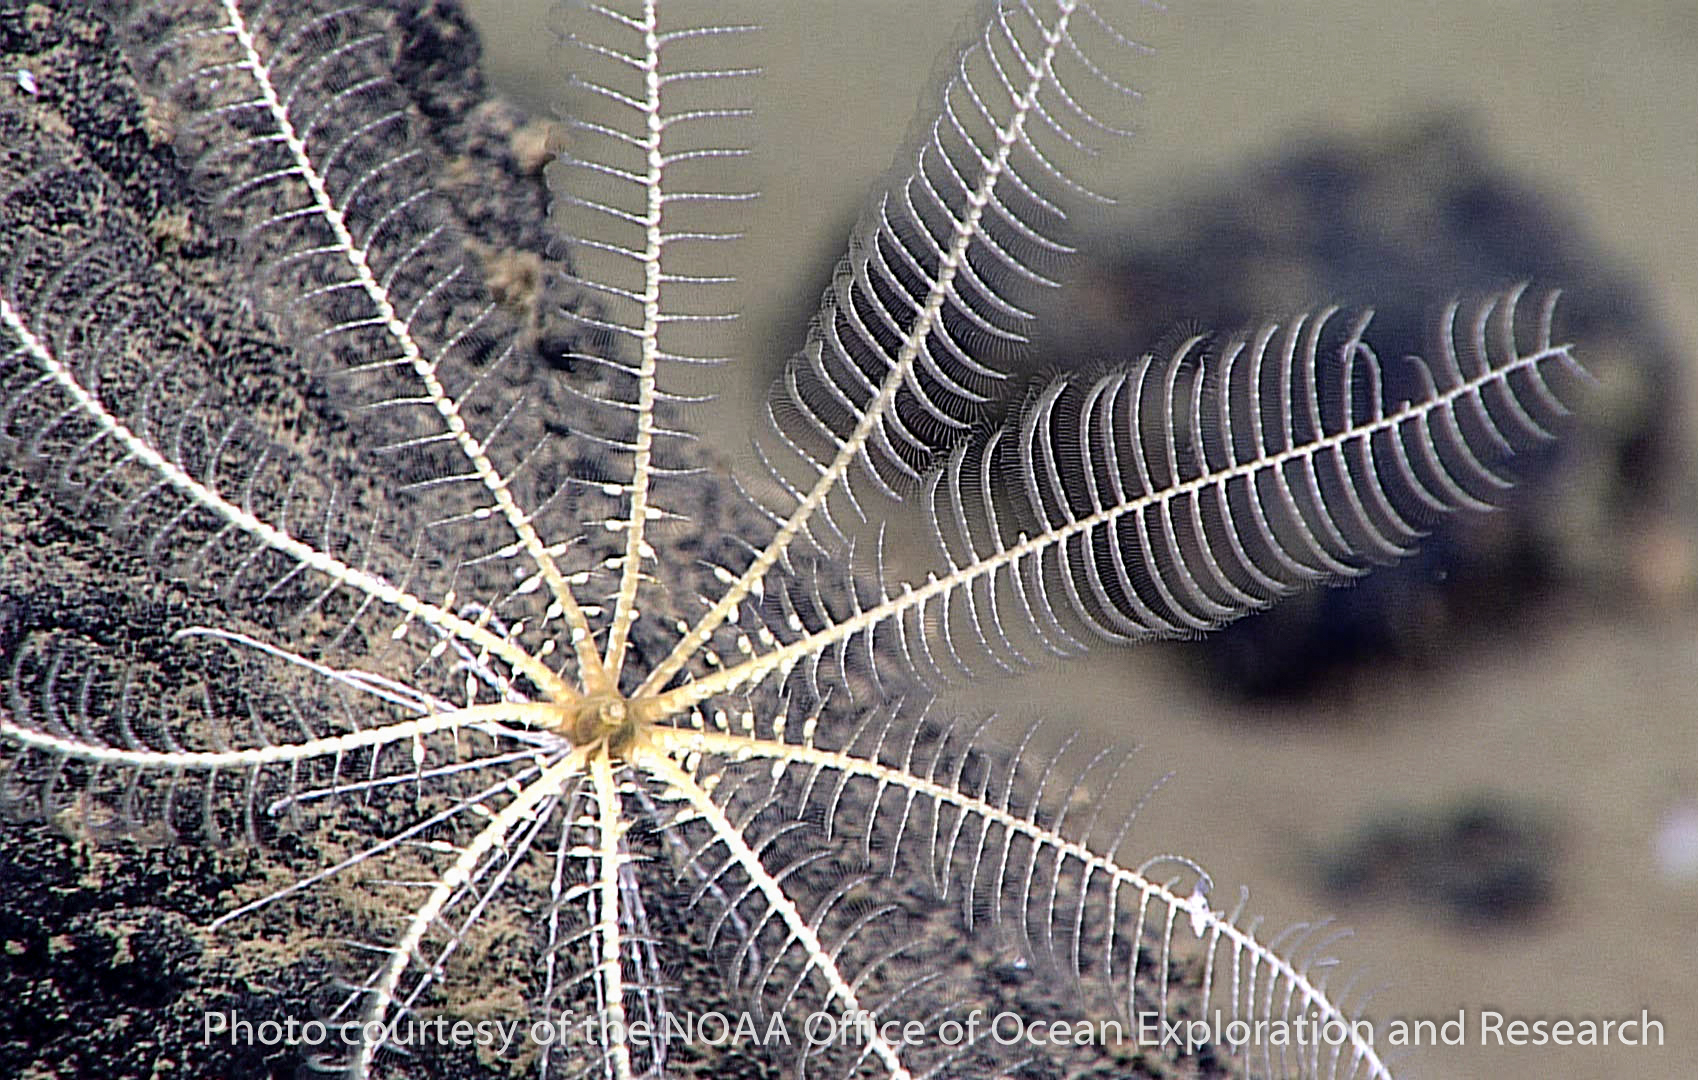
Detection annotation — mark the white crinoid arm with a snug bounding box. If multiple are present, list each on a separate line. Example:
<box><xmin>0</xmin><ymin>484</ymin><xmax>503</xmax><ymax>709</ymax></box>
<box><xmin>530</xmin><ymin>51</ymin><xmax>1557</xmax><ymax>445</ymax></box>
<box><xmin>647</xmin><ymin>707</ymin><xmax>1396</xmax><ymax>1080</ymax></box>
<box><xmin>667</xmin><ymin>286</ymin><xmax>1587</xmax><ymax>711</ymax></box>
<box><xmin>0</xmin><ymin>271</ymin><xmax>566</xmax><ymax>698</ymax></box>
<box><xmin>547</xmin><ymin>1</ymin><xmax>762</xmax><ymax>687</ymax></box>
<box><xmin>129</xmin><ymin>0</ymin><xmax>613</xmax><ymax>688</ymax></box>
<box><xmin>641</xmin><ymin>0</ymin><xmax>1154</xmax><ymax>697</ymax></box>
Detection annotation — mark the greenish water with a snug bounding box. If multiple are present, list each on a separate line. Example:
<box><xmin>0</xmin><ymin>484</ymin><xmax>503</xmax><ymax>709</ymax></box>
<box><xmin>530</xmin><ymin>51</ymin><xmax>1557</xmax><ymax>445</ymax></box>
<box><xmin>464</xmin><ymin>0</ymin><xmax>1697</xmax><ymax>387</ymax></box>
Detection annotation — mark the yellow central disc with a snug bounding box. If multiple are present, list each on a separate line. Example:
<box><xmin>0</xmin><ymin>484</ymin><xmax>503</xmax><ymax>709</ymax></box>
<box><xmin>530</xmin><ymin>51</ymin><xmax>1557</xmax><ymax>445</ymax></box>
<box><xmin>564</xmin><ymin>693</ymin><xmax>651</xmax><ymax>756</ymax></box>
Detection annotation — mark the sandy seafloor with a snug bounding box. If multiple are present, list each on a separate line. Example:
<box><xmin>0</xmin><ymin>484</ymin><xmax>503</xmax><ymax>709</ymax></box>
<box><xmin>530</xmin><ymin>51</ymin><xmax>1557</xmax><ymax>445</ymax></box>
<box><xmin>462</xmin><ymin>2</ymin><xmax>1698</xmax><ymax>1079</ymax></box>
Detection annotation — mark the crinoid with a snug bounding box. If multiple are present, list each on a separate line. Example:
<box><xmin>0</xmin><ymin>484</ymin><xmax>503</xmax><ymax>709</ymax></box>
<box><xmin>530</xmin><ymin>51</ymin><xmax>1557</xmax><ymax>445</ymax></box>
<box><xmin>0</xmin><ymin>1</ymin><xmax>1586</xmax><ymax>1078</ymax></box>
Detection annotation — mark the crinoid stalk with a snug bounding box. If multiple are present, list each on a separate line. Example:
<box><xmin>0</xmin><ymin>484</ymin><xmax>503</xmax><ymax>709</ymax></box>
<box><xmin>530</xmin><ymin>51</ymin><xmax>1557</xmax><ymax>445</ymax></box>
<box><xmin>0</xmin><ymin>2</ymin><xmax>1585</xmax><ymax>1078</ymax></box>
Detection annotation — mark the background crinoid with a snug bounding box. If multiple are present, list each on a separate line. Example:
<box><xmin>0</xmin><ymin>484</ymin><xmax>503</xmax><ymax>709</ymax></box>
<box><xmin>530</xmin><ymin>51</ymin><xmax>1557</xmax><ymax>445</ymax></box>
<box><xmin>0</xmin><ymin>2</ymin><xmax>1592</xmax><ymax>1079</ymax></box>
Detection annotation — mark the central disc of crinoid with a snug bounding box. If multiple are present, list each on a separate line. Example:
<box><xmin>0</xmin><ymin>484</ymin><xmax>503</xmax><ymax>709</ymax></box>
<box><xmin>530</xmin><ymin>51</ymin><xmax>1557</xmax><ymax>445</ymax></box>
<box><xmin>565</xmin><ymin>692</ymin><xmax>647</xmax><ymax>755</ymax></box>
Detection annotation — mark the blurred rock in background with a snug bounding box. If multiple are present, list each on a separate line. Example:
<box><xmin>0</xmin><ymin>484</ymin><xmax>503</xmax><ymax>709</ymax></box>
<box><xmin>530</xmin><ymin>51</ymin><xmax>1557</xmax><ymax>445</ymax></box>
<box><xmin>1042</xmin><ymin>116</ymin><xmax>1691</xmax><ymax>700</ymax></box>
